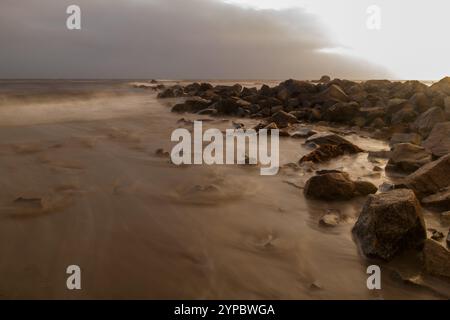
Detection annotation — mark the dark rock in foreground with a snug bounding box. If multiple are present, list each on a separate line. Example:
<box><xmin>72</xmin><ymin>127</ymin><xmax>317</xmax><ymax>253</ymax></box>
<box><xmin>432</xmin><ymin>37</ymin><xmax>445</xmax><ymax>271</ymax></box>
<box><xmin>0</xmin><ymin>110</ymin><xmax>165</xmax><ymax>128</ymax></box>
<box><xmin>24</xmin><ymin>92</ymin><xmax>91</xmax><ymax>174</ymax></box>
<box><xmin>304</xmin><ymin>170</ymin><xmax>377</xmax><ymax>200</ymax></box>
<box><xmin>352</xmin><ymin>189</ymin><xmax>426</xmax><ymax>261</ymax></box>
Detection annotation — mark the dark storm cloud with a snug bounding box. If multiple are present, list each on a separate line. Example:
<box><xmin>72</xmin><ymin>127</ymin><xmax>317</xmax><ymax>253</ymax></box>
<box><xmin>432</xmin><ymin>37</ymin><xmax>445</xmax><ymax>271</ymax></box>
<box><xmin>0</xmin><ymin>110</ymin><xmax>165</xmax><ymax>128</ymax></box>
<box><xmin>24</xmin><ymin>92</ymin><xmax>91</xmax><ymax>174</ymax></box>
<box><xmin>0</xmin><ymin>0</ymin><xmax>389</xmax><ymax>79</ymax></box>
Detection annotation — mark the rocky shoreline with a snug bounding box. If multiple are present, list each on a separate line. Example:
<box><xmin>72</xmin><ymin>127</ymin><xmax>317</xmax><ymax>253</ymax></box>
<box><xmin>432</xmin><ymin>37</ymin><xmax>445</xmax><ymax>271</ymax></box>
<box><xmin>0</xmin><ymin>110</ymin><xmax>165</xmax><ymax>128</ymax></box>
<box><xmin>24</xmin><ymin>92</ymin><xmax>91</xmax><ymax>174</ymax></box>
<box><xmin>148</xmin><ymin>77</ymin><xmax>450</xmax><ymax>282</ymax></box>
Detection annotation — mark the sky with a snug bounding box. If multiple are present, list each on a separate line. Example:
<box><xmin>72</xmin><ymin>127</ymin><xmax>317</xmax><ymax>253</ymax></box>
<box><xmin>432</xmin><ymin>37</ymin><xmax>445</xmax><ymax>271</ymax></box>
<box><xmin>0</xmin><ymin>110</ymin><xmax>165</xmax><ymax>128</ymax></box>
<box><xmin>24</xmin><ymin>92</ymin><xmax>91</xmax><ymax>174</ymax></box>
<box><xmin>0</xmin><ymin>0</ymin><xmax>448</xmax><ymax>80</ymax></box>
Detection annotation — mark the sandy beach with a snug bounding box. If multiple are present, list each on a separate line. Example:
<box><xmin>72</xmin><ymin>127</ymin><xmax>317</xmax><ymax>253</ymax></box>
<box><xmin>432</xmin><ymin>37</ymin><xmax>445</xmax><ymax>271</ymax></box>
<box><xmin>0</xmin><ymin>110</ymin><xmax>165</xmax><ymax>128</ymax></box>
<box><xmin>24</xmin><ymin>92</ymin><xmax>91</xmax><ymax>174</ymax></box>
<box><xmin>0</xmin><ymin>80</ymin><xmax>448</xmax><ymax>299</ymax></box>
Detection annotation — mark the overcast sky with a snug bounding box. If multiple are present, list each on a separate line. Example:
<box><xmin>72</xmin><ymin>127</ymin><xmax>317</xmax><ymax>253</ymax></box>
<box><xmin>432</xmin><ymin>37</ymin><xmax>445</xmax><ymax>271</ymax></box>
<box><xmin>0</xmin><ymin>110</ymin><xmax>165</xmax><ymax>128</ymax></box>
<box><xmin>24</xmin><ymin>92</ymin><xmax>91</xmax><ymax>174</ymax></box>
<box><xmin>0</xmin><ymin>0</ymin><xmax>448</xmax><ymax>80</ymax></box>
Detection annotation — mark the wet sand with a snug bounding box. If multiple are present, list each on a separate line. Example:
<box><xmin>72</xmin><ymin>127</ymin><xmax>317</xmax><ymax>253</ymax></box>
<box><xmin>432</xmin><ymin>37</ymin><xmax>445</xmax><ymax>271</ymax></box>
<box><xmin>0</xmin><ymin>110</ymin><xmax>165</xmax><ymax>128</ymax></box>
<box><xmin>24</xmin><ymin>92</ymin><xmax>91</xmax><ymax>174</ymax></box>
<box><xmin>0</xmin><ymin>80</ymin><xmax>448</xmax><ymax>299</ymax></box>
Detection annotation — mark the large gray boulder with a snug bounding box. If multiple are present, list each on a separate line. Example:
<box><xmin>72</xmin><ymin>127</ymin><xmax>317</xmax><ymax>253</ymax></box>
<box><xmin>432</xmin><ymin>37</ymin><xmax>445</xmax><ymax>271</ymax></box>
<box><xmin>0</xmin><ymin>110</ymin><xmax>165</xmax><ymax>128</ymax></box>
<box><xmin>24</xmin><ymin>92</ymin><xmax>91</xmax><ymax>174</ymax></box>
<box><xmin>352</xmin><ymin>189</ymin><xmax>426</xmax><ymax>260</ymax></box>
<box><xmin>422</xmin><ymin>121</ymin><xmax>450</xmax><ymax>157</ymax></box>
<box><xmin>387</xmin><ymin>143</ymin><xmax>432</xmax><ymax>173</ymax></box>
<box><xmin>401</xmin><ymin>154</ymin><xmax>450</xmax><ymax>199</ymax></box>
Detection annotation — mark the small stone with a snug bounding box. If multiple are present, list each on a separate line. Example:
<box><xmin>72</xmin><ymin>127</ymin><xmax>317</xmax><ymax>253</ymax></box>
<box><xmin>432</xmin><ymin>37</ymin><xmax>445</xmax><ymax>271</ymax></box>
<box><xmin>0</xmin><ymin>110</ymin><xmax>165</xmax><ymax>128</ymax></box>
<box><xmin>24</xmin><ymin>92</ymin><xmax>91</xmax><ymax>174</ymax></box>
<box><xmin>310</xmin><ymin>281</ymin><xmax>323</xmax><ymax>290</ymax></box>
<box><xmin>155</xmin><ymin>148</ymin><xmax>170</xmax><ymax>157</ymax></box>
<box><xmin>430</xmin><ymin>230</ymin><xmax>445</xmax><ymax>241</ymax></box>
<box><xmin>319</xmin><ymin>211</ymin><xmax>340</xmax><ymax>227</ymax></box>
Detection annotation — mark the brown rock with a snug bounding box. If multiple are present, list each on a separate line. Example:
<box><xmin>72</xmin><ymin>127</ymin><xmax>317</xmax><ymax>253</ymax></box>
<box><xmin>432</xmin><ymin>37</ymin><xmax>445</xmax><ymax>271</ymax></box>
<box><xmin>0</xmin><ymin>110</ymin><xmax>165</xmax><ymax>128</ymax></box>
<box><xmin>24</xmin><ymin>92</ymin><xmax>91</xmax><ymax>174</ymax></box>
<box><xmin>441</xmin><ymin>211</ymin><xmax>450</xmax><ymax>225</ymax></box>
<box><xmin>323</xmin><ymin>102</ymin><xmax>360</xmax><ymax>123</ymax></box>
<box><xmin>412</xmin><ymin>107</ymin><xmax>446</xmax><ymax>138</ymax></box>
<box><xmin>270</xmin><ymin>111</ymin><xmax>298</xmax><ymax>128</ymax></box>
<box><xmin>402</xmin><ymin>154</ymin><xmax>450</xmax><ymax>199</ymax></box>
<box><xmin>317</xmin><ymin>84</ymin><xmax>349</xmax><ymax>103</ymax></box>
<box><xmin>423</xmin><ymin>239</ymin><xmax>450</xmax><ymax>278</ymax></box>
<box><xmin>304</xmin><ymin>171</ymin><xmax>376</xmax><ymax>200</ymax></box>
<box><xmin>430</xmin><ymin>77</ymin><xmax>450</xmax><ymax>95</ymax></box>
<box><xmin>352</xmin><ymin>189</ymin><xmax>426</xmax><ymax>260</ymax></box>
<box><xmin>422</xmin><ymin>121</ymin><xmax>450</xmax><ymax>157</ymax></box>
<box><xmin>389</xmin><ymin>133</ymin><xmax>422</xmax><ymax>147</ymax></box>
<box><xmin>300</xmin><ymin>143</ymin><xmax>363</xmax><ymax>164</ymax></box>
<box><xmin>306</xmin><ymin>132</ymin><xmax>359</xmax><ymax>147</ymax></box>
<box><xmin>387</xmin><ymin>143</ymin><xmax>432</xmax><ymax>173</ymax></box>
<box><xmin>421</xmin><ymin>187</ymin><xmax>450</xmax><ymax>210</ymax></box>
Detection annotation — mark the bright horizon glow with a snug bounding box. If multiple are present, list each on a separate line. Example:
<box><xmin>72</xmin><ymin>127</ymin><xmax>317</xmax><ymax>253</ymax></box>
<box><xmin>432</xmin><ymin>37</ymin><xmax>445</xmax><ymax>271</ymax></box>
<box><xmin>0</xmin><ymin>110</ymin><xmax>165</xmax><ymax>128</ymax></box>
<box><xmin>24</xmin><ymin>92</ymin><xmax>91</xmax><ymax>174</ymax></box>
<box><xmin>223</xmin><ymin>0</ymin><xmax>450</xmax><ymax>80</ymax></box>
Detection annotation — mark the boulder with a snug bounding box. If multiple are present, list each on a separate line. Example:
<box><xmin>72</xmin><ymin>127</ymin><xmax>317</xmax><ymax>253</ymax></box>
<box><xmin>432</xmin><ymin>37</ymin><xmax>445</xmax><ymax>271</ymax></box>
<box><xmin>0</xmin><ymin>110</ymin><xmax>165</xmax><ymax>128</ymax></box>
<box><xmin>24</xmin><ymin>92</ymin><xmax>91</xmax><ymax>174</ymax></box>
<box><xmin>213</xmin><ymin>84</ymin><xmax>242</xmax><ymax>96</ymax></box>
<box><xmin>387</xmin><ymin>143</ymin><xmax>432</xmax><ymax>173</ymax></box>
<box><xmin>410</xmin><ymin>92</ymin><xmax>430</xmax><ymax>114</ymax></box>
<box><xmin>441</xmin><ymin>211</ymin><xmax>450</xmax><ymax>225</ymax></box>
<box><xmin>290</xmin><ymin>128</ymin><xmax>317</xmax><ymax>139</ymax></box>
<box><xmin>278</xmin><ymin>79</ymin><xmax>316</xmax><ymax>95</ymax></box>
<box><xmin>197</xmin><ymin>108</ymin><xmax>217</xmax><ymax>116</ymax></box>
<box><xmin>386</xmin><ymin>99</ymin><xmax>410</xmax><ymax>115</ymax></box>
<box><xmin>423</xmin><ymin>239</ymin><xmax>450</xmax><ymax>278</ymax></box>
<box><xmin>371</xmin><ymin>117</ymin><xmax>386</xmax><ymax>129</ymax></box>
<box><xmin>214</xmin><ymin>98</ymin><xmax>240</xmax><ymax>115</ymax></box>
<box><xmin>323</xmin><ymin>102</ymin><xmax>360</xmax><ymax>123</ymax></box>
<box><xmin>259</xmin><ymin>84</ymin><xmax>273</xmax><ymax>97</ymax></box>
<box><xmin>412</xmin><ymin>107</ymin><xmax>446</xmax><ymax>138</ymax></box>
<box><xmin>240</xmin><ymin>87</ymin><xmax>258</xmax><ymax>98</ymax></box>
<box><xmin>360</xmin><ymin>106</ymin><xmax>386</xmax><ymax>123</ymax></box>
<box><xmin>259</xmin><ymin>97</ymin><xmax>283</xmax><ymax>110</ymax></box>
<box><xmin>445</xmin><ymin>97</ymin><xmax>450</xmax><ymax>117</ymax></box>
<box><xmin>422</xmin><ymin>121</ymin><xmax>450</xmax><ymax>157</ymax></box>
<box><xmin>391</xmin><ymin>80</ymin><xmax>427</xmax><ymax>99</ymax></box>
<box><xmin>304</xmin><ymin>171</ymin><xmax>376</xmax><ymax>200</ymax></box>
<box><xmin>401</xmin><ymin>154</ymin><xmax>450</xmax><ymax>199</ymax></box>
<box><xmin>430</xmin><ymin>77</ymin><xmax>450</xmax><ymax>95</ymax></box>
<box><xmin>171</xmin><ymin>97</ymin><xmax>212</xmax><ymax>113</ymax></box>
<box><xmin>352</xmin><ymin>189</ymin><xmax>426</xmax><ymax>260</ymax></box>
<box><xmin>421</xmin><ymin>187</ymin><xmax>450</xmax><ymax>210</ymax></box>
<box><xmin>157</xmin><ymin>85</ymin><xmax>184</xmax><ymax>98</ymax></box>
<box><xmin>354</xmin><ymin>181</ymin><xmax>379</xmax><ymax>195</ymax></box>
<box><xmin>300</xmin><ymin>143</ymin><xmax>363</xmax><ymax>163</ymax></box>
<box><xmin>316</xmin><ymin>84</ymin><xmax>349</xmax><ymax>103</ymax></box>
<box><xmin>391</xmin><ymin>106</ymin><xmax>418</xmax><ymax>125</ymax></box>
<box><xmin>448</xmin><ymin>231</ymin><xmax>450</xmax><ymax>248</ymax></box>
<box><xmin>389</xmin><ymin>133</ymin><xmax>422</xmax><ymax>147</ymax></box>
<box><xmin>305</xmin><ymin>132</ymin><xmax>358</xmax><ymax>147</ymax></box>
<box><xmin>319</xmin><ymin>75</ymin><xmax>331</xmax><ymax>83</ymax></box>
<box><xmin>270</xmin><ymin>111</ymin><xmax>298</xmax><ymax>128</ymax></box>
